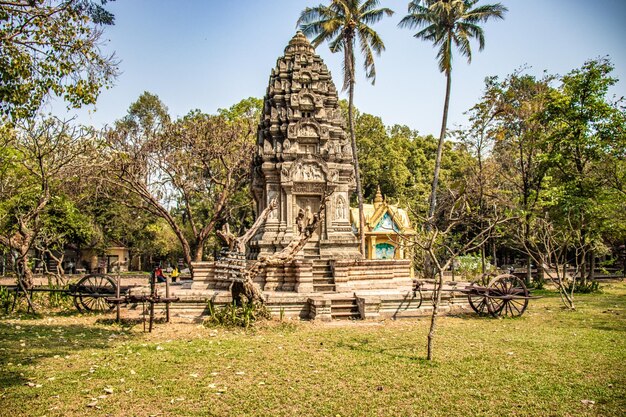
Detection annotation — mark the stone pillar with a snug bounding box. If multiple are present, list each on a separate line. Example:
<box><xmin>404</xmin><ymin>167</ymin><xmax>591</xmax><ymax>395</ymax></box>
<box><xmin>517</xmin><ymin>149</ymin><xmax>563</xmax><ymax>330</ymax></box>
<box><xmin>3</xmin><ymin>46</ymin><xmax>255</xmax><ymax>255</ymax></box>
<box><xmin>294</xmin><ymin>260</ymin><xmax>313</xmax><ymax>293</ymax></box>
<box><xmin>279</xmin><ymin>261</ymin><xmax>294</xmax><ymax>291</ymax></box>
<box><xmin>370</xmin><ymin>236</ymin><xmax>377</xmax><ymax>260</ymax></box>
<box><xmin>285</xmin><ymin>186</ymin><xmax>293</xmax><ymax>229</ymax></box>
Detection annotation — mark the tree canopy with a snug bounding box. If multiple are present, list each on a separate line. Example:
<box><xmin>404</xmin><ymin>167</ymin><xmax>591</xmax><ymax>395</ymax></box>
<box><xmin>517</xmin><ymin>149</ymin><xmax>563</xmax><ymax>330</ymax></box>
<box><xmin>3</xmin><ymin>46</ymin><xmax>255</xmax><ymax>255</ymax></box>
<box><xmin>0</xmin><ymin>0</ymin><xmax>118</xmax><ymax>122</ymax></box>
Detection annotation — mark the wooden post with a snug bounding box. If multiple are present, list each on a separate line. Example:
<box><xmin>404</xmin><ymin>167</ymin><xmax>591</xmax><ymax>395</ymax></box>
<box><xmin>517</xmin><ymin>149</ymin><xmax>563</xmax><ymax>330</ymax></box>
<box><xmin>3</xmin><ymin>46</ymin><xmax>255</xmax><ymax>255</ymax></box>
<box><xmin>142</xmin><ymin>300</ymin><xmax>146</xmax><ymax>333</ymax></box>
<box><xmin>165</xmin><ymin>275</ymin><xmax>170</xmax><ymax>323</ymax></box>
<box><xmin>115</xmin><ymin>275</ymin><xmax>121</xmax><ymax>323</ymax></box>
<box><xmin>148</xmin><ymin>272</ymin><xmax>155</xmax><ymax>333</ymax></box>
<box><xmin>148</xmin><ymin>298</ymin><xmax>155</xmax><ymax>333</ymax></box>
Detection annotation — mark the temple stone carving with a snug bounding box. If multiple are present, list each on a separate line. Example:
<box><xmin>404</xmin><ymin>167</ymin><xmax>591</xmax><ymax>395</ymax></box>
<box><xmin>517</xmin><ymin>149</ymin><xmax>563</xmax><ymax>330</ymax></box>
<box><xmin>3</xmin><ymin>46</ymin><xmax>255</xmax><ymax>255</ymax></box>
<box><xmin>190</xmin><ymin>32</ymin><xmax>426</xmax><ymax>318</ymax></box>
<box><xmin>250</xmin><ymin>31</ymin><xmax>360</xmax><ymax>260</ymax></box>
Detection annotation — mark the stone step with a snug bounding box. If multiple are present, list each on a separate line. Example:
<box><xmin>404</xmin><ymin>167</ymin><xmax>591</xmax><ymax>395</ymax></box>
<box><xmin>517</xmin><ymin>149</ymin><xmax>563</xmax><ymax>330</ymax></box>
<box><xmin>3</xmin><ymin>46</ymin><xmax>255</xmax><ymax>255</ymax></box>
<box><xmin>331</xmin><ymin>299</ymin><xmax>357</xmax><ymax>306</ymax></box>
<box><xmin>331</xmin><ymin>303</ymin><xmax>358</xmax><ymax>309</ymax></box>
<box><xmin>331</xmin><ymin>310</ymin><xmax>360</xmax><ymax>320</ymax></box>
<box><xmin>313</xmin><ymin>284</ymin><xmax>335</xmax><ymax>292</ymax></box>
<box><xmin>331</xmin><ymin>296</ymin><xmax>360</xmax><ymax>319</ymax></box>
<box><xmin>331</xmin><ymin>297</ymin><xmax>356</xmax><ymax>304</ymax></box>
<box><xmin>332</xmin><ymin>310</ymin><xmax>360</xmax><ymax>317</ymax></box>
<box><xmin>313</xmin><ymin>278</ymin><xmax>334</xmax><ymax>285</ymax></box>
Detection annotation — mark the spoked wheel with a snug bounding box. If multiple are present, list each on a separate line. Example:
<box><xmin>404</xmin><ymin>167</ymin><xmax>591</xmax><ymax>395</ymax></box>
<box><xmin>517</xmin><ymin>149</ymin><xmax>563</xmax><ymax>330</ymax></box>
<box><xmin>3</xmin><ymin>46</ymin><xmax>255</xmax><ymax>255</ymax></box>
<box><xmin>487</xmin><ymin>274</ymin><xmax>529</xmax><ymax>318</ymax></box>
<box><xmin>467</xmin><ymin>273</ymin><xmax>498</xmax><ymax>316</ymax></box>
<box><xmin>72</xmin><ymin>274</ymin><xmax>117</xmax><ymax>312</ymax></box>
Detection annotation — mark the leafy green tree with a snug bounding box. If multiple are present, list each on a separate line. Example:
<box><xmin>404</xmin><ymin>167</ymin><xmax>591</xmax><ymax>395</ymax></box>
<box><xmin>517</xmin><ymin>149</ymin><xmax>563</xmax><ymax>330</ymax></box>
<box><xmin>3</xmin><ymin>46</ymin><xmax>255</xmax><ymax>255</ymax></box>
<box><xmin>399</xmin><ymin>0</ymin><xmax>506</xmax><ymax>219</ymax></box>
<box><xmin>83</xmin><ymin>195</ymin><xmax>165</xmax><ymax>271</ymax></box>
<box><xmin>298</xmin><ymin>0</ymin><xmax>394</xmax><ymax>256</ymax></box>
<box><xmin>464</xmin><ymin>72</ymin><xmax>553</xmax><ymax>279</ymax></box>
<box><xmin>0</xmin><ymin>0</ymin><xmax>118</xmax><ymax>121</ymax></box>
<box><xmin>218</xmin><ymin>97</ymin><xmax>263</xmax><ymax>122</ymax></box>
<box><xmin>104</xmin><ymin>94</ymin><xmax>256</xmax><ymax>277</ymax></box>
<box><xmin>0</xmin><ymin>117</ymin><xmax>96</xmax><ymax>289</ymax></box>
<box><xmin>35</xmin><ymin>194</ymin><xmax>95</xmax><ymax>278</ymax></box>
<box><xmin>542</xmin><ymin>58</ymin><xmax>626</xmax><ymax>282</ymax></box>
<box><xmin>216</xmin><ymin>97</ymin><xmax>263</xmax><ymax>239</ymax></box>
<box><xmin>348</xmin><ymin>100</ymin><xmax>474</xmax><ymax>221</ymax></box>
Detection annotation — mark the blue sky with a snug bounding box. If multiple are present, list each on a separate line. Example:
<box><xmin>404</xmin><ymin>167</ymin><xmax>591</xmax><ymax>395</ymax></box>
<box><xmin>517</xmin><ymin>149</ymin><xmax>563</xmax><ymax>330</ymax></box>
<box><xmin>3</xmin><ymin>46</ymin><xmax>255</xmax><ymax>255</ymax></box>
<box><xmin>51</xmin><ymin>0</ymin><xmax>626</xmax><ymax>137</ymax></box>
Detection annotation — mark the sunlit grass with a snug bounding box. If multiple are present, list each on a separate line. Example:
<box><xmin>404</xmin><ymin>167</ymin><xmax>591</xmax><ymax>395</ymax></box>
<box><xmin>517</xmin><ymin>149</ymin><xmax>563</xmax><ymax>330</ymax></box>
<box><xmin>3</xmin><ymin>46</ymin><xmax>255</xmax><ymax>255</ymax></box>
<box><xmin>1</xmin><ymin>282</ymin><xmax>624</xmax><ymax>416</ymax></box>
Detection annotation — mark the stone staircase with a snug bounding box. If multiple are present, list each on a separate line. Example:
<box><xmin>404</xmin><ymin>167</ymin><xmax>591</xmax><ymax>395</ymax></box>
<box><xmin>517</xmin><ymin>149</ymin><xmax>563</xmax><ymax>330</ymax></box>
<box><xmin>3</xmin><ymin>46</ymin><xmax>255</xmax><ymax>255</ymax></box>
<box><xmin>330</xmin><ymin>296</ymin><xmax>360</xmax><ymax>320</ymax></box>
<box><xmin>312</xmin><ymin>260</ymin><xmax>335</xmax><ymax>292</ymax></box>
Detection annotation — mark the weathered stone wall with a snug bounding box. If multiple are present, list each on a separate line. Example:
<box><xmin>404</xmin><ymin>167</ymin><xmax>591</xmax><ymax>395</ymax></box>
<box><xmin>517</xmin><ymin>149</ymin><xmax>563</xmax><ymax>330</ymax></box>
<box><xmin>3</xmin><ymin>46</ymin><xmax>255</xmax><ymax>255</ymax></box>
<box><xmin>331</xmin><ymin>259</ymin><xmax>413</xmax><ymax>292</ymax></box>
<box><xmin>192</xmin><ymin>258</ymin><xmax>413</xmax><ymax>294</ymax></box>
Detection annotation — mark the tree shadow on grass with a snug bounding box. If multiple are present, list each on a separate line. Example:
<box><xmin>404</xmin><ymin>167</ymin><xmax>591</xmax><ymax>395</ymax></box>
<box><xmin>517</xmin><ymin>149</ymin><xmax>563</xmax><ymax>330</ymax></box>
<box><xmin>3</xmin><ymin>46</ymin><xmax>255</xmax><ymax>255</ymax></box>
<box><xmin>95</xmin><ymin>316</ymin><xmax>168</xmax><ymax>328</ymax></box>
<box><xmin>333</xmin><ymin>339</ymin><xmax>433</xmax><ymax>365</ymax></box>
<box><xmin>0</xmin><ymin>320</ymin><xmax>137</xmax><ymax>389</ymax></box>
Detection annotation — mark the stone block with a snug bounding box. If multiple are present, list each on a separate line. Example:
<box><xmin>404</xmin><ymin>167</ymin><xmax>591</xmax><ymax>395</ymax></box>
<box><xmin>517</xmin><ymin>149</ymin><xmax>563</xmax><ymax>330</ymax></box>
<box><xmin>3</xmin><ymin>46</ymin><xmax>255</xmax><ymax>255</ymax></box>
<box><xmin>356</xmin><ymin>295</ymin><xmax>381</xmax><ymax>320</ymax></box>
<box><xmin>308</xmin><ymin>297</ymin><xmax>331</xmax><ymax>321</ymax></box>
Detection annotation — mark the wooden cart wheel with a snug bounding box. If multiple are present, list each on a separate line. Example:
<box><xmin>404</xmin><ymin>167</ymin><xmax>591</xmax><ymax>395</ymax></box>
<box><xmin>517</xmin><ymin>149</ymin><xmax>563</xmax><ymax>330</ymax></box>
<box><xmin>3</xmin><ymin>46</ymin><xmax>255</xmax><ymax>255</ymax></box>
<box><xmin>487</xmin><ymin>274</ymin><xmax>529</xmax><ymax>318</ymax></box>
<box><xmin>73</xmin><ymin>274</ymin><xmax>117</xmax><ymax>312</ymax></box>
<box><xmin>467</xmin><ymin>273</ymin><xmax>498</xmax><ymax>316</ymax></box>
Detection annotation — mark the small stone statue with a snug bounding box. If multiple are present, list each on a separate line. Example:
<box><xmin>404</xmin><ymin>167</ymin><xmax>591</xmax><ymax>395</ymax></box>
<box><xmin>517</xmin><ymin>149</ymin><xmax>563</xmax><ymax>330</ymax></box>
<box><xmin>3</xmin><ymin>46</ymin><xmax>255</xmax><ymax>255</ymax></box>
<box><xmin>296</xmin><ymin>208</ymin><xmax>306</xmax><ymax>233</ymax></box>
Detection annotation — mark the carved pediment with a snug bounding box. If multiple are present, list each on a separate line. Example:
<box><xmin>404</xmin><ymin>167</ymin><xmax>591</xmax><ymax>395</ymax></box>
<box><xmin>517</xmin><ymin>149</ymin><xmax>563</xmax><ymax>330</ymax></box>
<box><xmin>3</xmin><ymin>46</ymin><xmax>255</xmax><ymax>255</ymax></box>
<box><xmin>293</xmin><ymin>163</ymin><xmax>324</xmax><ymax>182</ymax></box>
<box><xmin>288</xmin><ymin>157</ymin><xmax>329</xmax><ymax>183</ymax></box>
<box><xmin>299</xmin><ymin>123</ymin><xmax>318</xmax><ymax>137</ymax></box>
<box><xmin>300</xmin><ymin>94</ymin><xmax>314</xmax><ymax>110</ymax></box>
<box><xmin>287</xmin><ymin>119</ymin><xmax>330</xmax><ymax>140</ymax></box>
<box><xmin>290</xmin><ymin>88</ymin><xmax>324</xmax><ymax>111</ymax></box>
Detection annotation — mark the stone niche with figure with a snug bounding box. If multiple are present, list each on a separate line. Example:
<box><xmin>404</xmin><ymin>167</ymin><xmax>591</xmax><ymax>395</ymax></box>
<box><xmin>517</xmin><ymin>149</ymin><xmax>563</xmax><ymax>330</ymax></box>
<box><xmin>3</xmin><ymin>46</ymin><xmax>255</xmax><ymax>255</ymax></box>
<box><xmin>249</xmin><ymin>31</ymin><xmax>361</xmax><ymax>262</ymax></box>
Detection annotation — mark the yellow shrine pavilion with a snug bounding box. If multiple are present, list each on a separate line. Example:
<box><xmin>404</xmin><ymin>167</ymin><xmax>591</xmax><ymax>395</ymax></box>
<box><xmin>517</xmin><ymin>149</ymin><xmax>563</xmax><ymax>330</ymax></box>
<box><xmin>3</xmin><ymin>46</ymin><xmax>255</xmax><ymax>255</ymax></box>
<box><xmin>350</xmin><ymin>186</ymin><xmax>416</xmax><ymax>260</ymax></box>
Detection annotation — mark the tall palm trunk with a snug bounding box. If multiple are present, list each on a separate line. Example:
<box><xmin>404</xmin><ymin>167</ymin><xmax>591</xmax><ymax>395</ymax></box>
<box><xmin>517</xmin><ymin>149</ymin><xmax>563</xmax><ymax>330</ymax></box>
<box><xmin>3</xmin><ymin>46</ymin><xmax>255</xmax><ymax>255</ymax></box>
<box><xmin>349</xmin><ymin>78</ymin><xmax>366</xmax><ymax>257</ymax></box>
<box><xmin>428</xmin><ymin>68</ymin><xmax>452</xmax><ymax>220</ymax></box>
<box><xmin>344</xmin><ymin>33</ymin><xmax>366</xmax><ymax>258</ymax></box>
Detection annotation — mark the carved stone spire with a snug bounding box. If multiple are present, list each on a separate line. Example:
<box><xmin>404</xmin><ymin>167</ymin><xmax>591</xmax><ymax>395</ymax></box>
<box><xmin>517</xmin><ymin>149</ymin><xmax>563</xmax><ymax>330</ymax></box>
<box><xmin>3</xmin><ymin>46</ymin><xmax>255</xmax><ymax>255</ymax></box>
<box><xmin>249</xmin><ymin>32</ymin><xmax>359</xmax><ymax>260</ymax></box>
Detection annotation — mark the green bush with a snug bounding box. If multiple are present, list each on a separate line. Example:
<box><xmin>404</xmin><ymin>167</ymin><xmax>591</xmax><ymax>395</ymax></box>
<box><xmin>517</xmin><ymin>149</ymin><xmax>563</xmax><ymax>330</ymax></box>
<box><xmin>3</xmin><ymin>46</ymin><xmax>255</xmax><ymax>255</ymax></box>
<box><xmin>570</xmin><ymin>280</ymin><xmax>602</xmax><ymax>294</ymax></box>
<box><xmin>204</xmin><ymin>300</ymin><xmax>271</xmax><ymax>328</ymax></box>
<box><xmin>0</xmin><ymin>286</ymin><xmax>12</xmax><ymax>312</ymax></box>
<box><xmin>531</xmin><ymin>276</ymin><xmax>545</xmax><ymax>290</ymax></box>
<box><xmin>455</xmin><ymin>254</ymin><xmax>493</xmax><ymax>281</ymax></box>
<box><xmin>44</xmin><ymin>281</ymin><xmax>73</xmax><ymax>309</ymax></box>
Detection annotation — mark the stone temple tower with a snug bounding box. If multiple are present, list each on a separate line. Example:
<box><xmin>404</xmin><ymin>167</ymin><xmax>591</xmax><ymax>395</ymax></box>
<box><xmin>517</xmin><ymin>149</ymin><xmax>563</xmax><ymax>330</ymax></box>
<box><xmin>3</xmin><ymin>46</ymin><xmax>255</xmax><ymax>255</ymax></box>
<box><xmin>250</xmin><ymin>32</ymin><xmax>360</xmax><ymax>260</ymax></box>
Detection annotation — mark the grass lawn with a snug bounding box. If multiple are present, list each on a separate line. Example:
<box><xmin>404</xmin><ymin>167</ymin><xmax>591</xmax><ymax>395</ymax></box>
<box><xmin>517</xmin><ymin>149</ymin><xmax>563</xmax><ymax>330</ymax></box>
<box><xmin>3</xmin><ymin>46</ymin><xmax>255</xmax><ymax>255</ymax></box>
<box><xmin>1</xmin><ymin>283</ymin><xmax>624</xmax><ymax>417</ymax></box>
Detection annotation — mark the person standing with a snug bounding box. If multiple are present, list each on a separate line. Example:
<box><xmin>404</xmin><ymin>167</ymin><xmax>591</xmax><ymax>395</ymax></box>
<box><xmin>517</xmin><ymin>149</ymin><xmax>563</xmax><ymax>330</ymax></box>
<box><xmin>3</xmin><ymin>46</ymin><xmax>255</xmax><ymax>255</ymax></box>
<box><xmin>171</xmin><ymin>266</ymin><xmax>180</xmax><ymax>283</ymax></box>
<box><xmin>155</xmin><ymin>266</ymin><xmax>166</xmax><ymax>283</ymax></box>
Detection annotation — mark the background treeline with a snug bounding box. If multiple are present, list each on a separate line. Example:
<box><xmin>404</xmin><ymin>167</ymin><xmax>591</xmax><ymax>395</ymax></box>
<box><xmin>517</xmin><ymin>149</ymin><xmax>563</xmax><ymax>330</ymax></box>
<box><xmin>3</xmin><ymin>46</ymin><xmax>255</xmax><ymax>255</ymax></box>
<box><xmin>1</xmin><ymin>52</ymin><xmax>624</xmax><ymax>284</ymax></box>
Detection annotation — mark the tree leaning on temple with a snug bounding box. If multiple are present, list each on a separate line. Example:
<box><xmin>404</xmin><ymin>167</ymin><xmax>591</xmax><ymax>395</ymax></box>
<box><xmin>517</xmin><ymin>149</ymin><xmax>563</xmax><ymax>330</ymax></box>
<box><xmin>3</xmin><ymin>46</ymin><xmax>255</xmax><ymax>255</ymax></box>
<box><xmin>297</xmin><ymin>0</ymin><xmax>394</xmax><ymax>257</ymax></box>
<box><xmin>399</xmin><ymin>0</ymin><xmax>507</xmax><ymax>220</ymax></box>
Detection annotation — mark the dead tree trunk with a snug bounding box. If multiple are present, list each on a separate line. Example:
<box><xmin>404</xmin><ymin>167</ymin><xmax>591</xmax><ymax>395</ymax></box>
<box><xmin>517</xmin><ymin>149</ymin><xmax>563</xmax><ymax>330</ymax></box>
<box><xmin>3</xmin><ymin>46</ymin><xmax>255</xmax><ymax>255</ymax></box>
<box><xmin>218</xmin><ymin>193</ymin><xmax>330</xmax><ymax>304</ymax></box>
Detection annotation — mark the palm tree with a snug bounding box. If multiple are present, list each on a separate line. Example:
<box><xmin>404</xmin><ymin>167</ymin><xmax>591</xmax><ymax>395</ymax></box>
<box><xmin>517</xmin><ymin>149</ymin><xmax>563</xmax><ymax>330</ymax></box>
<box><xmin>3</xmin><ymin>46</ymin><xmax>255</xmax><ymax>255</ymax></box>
<box><xmin>298</xmin><ymin>0</ymin><xmax>394</xmax><ymax>257</ymax></box>
<box><xmin>399</xmin><ymin>0</ymin><xmax>507</xmax><ymax>219</ymax></box>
